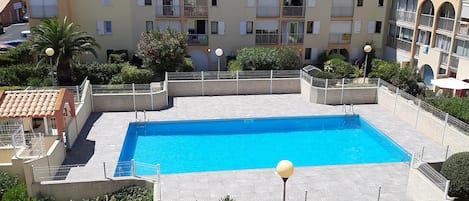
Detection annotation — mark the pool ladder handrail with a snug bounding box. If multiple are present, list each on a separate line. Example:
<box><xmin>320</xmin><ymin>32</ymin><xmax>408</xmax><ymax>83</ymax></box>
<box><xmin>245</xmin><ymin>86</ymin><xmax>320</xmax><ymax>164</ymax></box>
<box><xmin>343</xmin><ymin>104</ymin><xmax>355</xmax><ymax>115</ymax></box>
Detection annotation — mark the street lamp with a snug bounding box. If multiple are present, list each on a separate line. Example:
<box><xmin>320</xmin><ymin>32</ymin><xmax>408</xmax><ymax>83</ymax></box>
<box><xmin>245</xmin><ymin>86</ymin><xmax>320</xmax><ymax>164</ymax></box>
<box><xmin>363</xmin><ymin>45</ymin><xmax>372</xmax><ymax>83</ymax></box>
<box><xmin>215</xmin><ymin>48</ymin><xmax>223</xmax><ymax>79</ymax></box>
<box><xmin>276</xmin><ymin>160</ymin><xmax>294</xmax><ymax>201</ymax></box>
<box><xmin>45</xmin><ymin>48</ymin><xmax>55</xmax><ymax>80</ymax></box>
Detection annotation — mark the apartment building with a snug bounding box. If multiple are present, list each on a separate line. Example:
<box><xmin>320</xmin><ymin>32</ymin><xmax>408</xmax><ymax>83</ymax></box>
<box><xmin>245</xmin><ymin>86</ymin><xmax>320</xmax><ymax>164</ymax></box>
<box><xmin>26</xmin><ymin>0</ymin><xmax>388</xmax><ymax>71</ymax></box>
<box><xmin>385</xmin><ymin>0</ymin><xmax>469</xmax><ymax>87</ymax></box>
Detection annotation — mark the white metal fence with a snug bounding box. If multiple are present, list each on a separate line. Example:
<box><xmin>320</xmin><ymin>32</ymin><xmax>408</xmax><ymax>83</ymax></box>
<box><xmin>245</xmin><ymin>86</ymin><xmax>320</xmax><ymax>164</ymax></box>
<box><xmin>25</xmin><ymin>77</ymin><xmax>89</xmax><ymax>105</ymax></box>
<box><xmin>167</xmin><ymin>70</ymin><xmax>300</xmax><ymax>80</ymax></box>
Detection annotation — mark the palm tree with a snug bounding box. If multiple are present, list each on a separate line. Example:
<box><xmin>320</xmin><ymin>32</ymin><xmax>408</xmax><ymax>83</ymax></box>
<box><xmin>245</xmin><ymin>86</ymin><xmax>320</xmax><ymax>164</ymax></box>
<box><xmin>30</xmin><ymin>17</ymin><xmax>100</xmax><ymax>85</ymax></box>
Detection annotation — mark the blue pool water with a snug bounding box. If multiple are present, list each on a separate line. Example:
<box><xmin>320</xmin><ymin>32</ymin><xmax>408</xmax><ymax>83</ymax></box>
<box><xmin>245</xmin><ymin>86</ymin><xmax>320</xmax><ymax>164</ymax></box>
<box><xmin>116</xmin><ymin>115</ymin><xmax>410</xmax><ymax>176</ymax></box>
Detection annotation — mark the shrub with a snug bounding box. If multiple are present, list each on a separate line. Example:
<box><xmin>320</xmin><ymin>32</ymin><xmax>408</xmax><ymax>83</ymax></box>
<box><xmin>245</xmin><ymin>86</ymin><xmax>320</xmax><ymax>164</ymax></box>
<box><xmin>219</xmin><ymin>195</ymin><xmax>235</xmax><ymax>201</ymax></box>
<box><xmin>120</xmin><ymin>64</ymin><xmax>153</xmax><ymax>84</ymax></box>
<box><xmin>83</xmin><ymin>185</ymin><xmax>152</xmax><ymax>201</ymax></box>
<box><xmin>228</xmin><ymin>60</ymin><xmax>242</xmax><ymax>72</ymax></box>
<box><xmin>108</xmin><ymin>53</ymin><xmax>128</xmax><ymax>64</ymax></box>
<box><xmin>441</xmin><ymin>152</ymin><xmax>469</xmax><ymax>200</ymax></box>
<box><xmin>2</xmin><ymin>183</ymin><xmax>32</xmax><ymax>201</ymax></box>
<box><xmin>0</xmin><ymin>64</ymin><xmax>49</xmax><ymax>86</ymax></box>
<box><xmin>0</xmin><ymin>171</ymin><xmax>18</xmax><ymax>200</ymax></box>
<box><xmin>72</xmin><ymin>63</ymin><xmax>124</xmax><ymax>84</ymax></box>
<box><xmin>235</xmin><ymin>47</ymin><xmax>300</xmax><ymax>70</ymax></box>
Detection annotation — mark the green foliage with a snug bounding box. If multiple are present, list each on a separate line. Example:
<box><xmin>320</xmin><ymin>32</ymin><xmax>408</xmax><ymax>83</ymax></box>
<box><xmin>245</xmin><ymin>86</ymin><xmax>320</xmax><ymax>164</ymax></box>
<box><xmin>328</xmin><ymin>53</ymin><xmax>346</xmax><ymax>61</ymax></box>
<box><xmin>318</xmin><ymin>57</ymin><xmax>357</xmax><ymax>79</ymax></box>
<box><xmin>441</xmin><ymin>152</ymin><xmax>469</xmax><ymax>200</ymax></box>
<box><xmin>181</xmin><ymin>57</ymin><xmax>195</xmax><ymax>72</ymax></box>
<box><xmin>72</xmin><ymin>63</ymin><xmax>124</xmax><ymax>84</ymax></box>
<box><xmin>120</xmin><ymin>64</ymin><xmax>153</xmax><ymax>84</ymax></box>
<box><xmin>83</xmin><ymin>185</ymin><xmax>152</xmax><ymax>201</ymax></box>
<box><xmin>368</xmin><ymin>59</ymin><xmax>399</xmax><ymax>82</ymax></box>
<box><xmin>0</xmin><ymin>64</ymin><xmax>50</xmax><ymax>86</ymax></box>
<box><xmin>30</xmin><ymin>17</ymin><xmax>100</xmax><ymax>85</ymax></box>
<box><xmin>2</xmin><ymin>183</ymin><xmax>33</xmax><ymax>201</ymax></box>
<box><xmin>108</xmin><ymin>53</ymin><xmax>128</xmax><ymax>64</ymax></box>
<box><xmin>313</xmin><ymin>71</ymin><xmax>336</xmax><ymax>79</ymax></box>
<box><xmin>228</xmin><ymin>60</ymin><xmax>242</xmax><ymax>72</ymax></box>
<box><xmin>0</xmin><ymin>41</ymin><xmax>34</xmax><ymax>66</ymax></box>
<box><xmin>0</xmin><ymin>171</ymin><xmax>19</xmax><ymax>200</ymax></box>
<box><xmin>390</xmin><ymin>66</ymin><xmax>422</xmax><ymax>96</ymax></box>
<box><xmin>424</xmin><ymin>97</ymin><xmax>469</xmax><ymax>124</ymax></box>
<box><xmin>235</xmin><ymin>47</ymin><xmax>300</xmax><ymax>70</ymax></box>
<box><xmin>219</xmin><ymin>195</ymin><xmax>235</xmax><ymax>201</ymax></box>
<box><xmin>137</xmin><ymin>29</ymin><xmax>189</xmax><ymax>75</ymax></box>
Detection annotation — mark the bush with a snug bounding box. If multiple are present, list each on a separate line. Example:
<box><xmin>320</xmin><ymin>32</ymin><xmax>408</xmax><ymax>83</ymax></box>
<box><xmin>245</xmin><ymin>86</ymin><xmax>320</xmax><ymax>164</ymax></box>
<box><xmin>235</xmin><ymin>47</ymin><xmax>300</xmax><ymax>70</ymax></box>
<box><xmin>72</xmin><ymin>63</ymin><xmax>124</xmax><ymax>84</ymax></box>
<box><xmin>441</xmin><ymin>152</ymin><xmax>469</xmax><ymax>200</ymax></box>
<box><xmin>83</xmin><ymin>185</ymin><xmax>152</xmax><ymax>201</ymax></box>
<box><xmin>0</xmin><ymin>64</ymin><xmax>49</xmax><ymax>86</ymax></box>
<box><xmin>2</xmin><ymin>183</ymin><xmax>32</xmax><ymax>201</ymax></box>
<box><xmin>108</xmin><ymin>53</ymin><xmax>128</xmax><ymax>64</ymax></box>
<box><xmin>219</xmin><ymin>195</ymin><xmax>235</xmax><ymax>201</ymax></box>
<box><xmin>427</xmin><ymin>97</ymin><xmax>469</xmax><ymax>124</ymax></box>
<box><xmin>0</xmin><ymin>171</ymin><xmax>18</xmax><ymax>200</ymax></box>
<box><xmin>228</xmin><ymin>60</ymin><xmax>242</xmax><ymax>72</ymax></box>
<box><xmin>120</xmin><ymin>64</ymin><xmax>153</xmax><ymax>84</ymax></box>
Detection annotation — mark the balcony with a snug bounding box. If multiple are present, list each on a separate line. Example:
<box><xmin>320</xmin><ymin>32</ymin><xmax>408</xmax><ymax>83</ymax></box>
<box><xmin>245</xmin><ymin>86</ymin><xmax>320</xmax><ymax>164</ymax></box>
<box><xmin>328</xmin><ymin>33</ymin><xmax>351</xmax><ymax>44</ymax></box>
<box><xmin>386</xmin><ymin>36</ymin><xmax>396</xmax><ymax>48</ymax></box>
<box><xmin>458</xmin><ymin>21</ymin><xmax>469</xmax><ymax>36</ymax></box>
<box><xmin>157</xmin><ymin>5</ymin><xmax>181</xmax><ymax>17</ymax></box>
<box><xmin>395</xmin><ymin>10</ymin><xmax>416</xmax><ymax>24</ymax></box>
<box><xmin>437</xmin><ymin>17</ymin><xmax>454</xmax><ymax>32</ymax></box>
<box><xmin>419</xmin><ymin>14</ymin><xmax>433</xmax><ymax>27</ymax></box>
<box><xmin>257</xmin><ymin>6</ymin><xmax>280</xmax><ymax>17</ymax></box>
<box><xmin>256</xmin><ymin>33</ymin><xmax>279</xmax><ymax>44</ymax></box>
<box><xmin>282</xmin><ymin>33</ymin><xmax>304</xmax><ymax>44</ymax></box>
<box><xmin>396</xmin><ymin>39</ymin><xmax>411</xmax><ymax>52</ymax></box>
<box><xmin>282</xmin><ymin>6</ymin><xmax>304</xmax><ymax>17</ymax></box>
<box><xmin>187</xmin><ymin>34</ymin><xmax>208</xmax><ymax>45</ymax></box>
<box><xmin>331</xmin><ymin>7</ymin><xmax>353</xmax><ymax>17</ymax></box>
<box><xmin>450</xmin><ymin>55</ymin><xmax>459</xmax><ymax>70</ymax></box>
<box><xmin>184</xmin><ymin>5</ymin><xmax>208</xmax><ymax>17</ymax></box>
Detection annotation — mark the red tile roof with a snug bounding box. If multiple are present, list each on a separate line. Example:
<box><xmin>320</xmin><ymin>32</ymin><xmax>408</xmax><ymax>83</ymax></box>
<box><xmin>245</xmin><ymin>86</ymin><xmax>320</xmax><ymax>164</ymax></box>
<box><xmin>0</xmin><ymin>90</ymin><xmax>61</xmax><ymax>118</ymax></box>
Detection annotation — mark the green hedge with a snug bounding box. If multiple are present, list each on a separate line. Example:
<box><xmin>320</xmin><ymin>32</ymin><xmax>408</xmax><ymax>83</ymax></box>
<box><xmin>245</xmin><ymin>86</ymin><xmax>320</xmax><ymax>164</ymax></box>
<box><xmin>441</xmin><ymin>152</ymin><xmax>469</xmax><ymax>200</ymax></box>
<box><xmin>0</xmin><ymin>171</ymin><xmax>18</xmax><ymax>200</ymax></box>
<box><xmin>83</xmin><ymin>185</ymin><xmax>152</xmax><ymax>201</ymax></box>
<box><xmin>0</xmin><ymin>64</ymin><xmax>50</xmax><ymax>86</ymax></box>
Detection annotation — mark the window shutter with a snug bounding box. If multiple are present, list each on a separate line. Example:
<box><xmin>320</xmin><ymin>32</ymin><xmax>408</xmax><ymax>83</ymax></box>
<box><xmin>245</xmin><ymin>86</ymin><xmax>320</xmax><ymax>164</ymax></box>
<box><xmin>218</xmin><ymin>21</ymin><xmax>225</xmax><ymax>35</ymax></box>
<box><xmin>307</xmin><ymin>0</ymin><xmax>316</xmax><ymax>7</ymax></box>
<box><xmin>354</xmin><ymin>21</ymin><xmax>361</xmax><ymax>34</ymax></box>
<box><xmin>313</xmin><ymin>21</ymin><xmax>320</xmax><ymax>34</ymax></box>
<box><xmin>137</xmin><ymin>0</ymin><xmax>144</xmax><ymax>6</ymax></box>
<box><xmin>247</xmin><ymin>0</ymin><xmax>255</xmax><ymax>7</ymax></box>
<box><xmin>97</xmin><ymin>21</ymin><xmax>105</xmax><ymax>35</ymax></box>
<box><xmin>240</xmin><ymin>21</ymin><xmax>247</xmax><ymax>35</ymax></box>
<box><xmin>368</xmin><ymin>21</ymin><xmax>375</xmax><ymax>33</ymax></box>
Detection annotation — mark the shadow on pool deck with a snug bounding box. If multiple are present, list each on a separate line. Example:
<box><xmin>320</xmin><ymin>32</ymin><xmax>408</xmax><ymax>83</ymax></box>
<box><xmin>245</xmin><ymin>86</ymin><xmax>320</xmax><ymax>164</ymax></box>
<box><xmin>62</xmin><ymin>112</ymin><xmax>102</xmax><ymax>165</ymax></box>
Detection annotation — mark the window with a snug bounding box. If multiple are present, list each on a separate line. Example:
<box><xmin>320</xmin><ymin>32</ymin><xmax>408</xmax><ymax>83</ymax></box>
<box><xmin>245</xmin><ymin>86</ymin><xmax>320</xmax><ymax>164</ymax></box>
<box><xmin>375</xmin><ymin>21</ymin><xmax>382</xmax><ymax>33</ymax></box>
<box><xmin>212</xmin><ymin>0</ymin><xmax>217</xmax><ymax>6</ymax></box>
<box><xmin>211</xmin><ymin>21</ymin><xmax>218</xmax><ymax>34</ymax></box>
<box><xmin>378</xmin><ymin>0</ymin><xmax>383</xmax><ymax>7</ymax></box>
<box><xmin>246</xmin><ymin>21</ymin><xmax>253</xmax><ymax>34</ymax></box>
<box><xmin>357</xmin><ymin>0</ymin><xmax>363</xmax><ymax>7</ymax></box>
<box><xmin>305</xmin><ymin>48</ymin><xmax>312</xmax><ymax>60</ymax></box>
<box><xmin>146</xmin><ymin>21</ymin><xmax>154</xmax><ymax>33</ymax></box>
<box><xmin>97</xmin><ymin>21</ymin><xmax>112</xmax><ymax>35</ymax></box>
<box><xmin>306</xmin><ymin>21</ymin><xmax>313</xmax><ymax>33</ymax></box>
<box><xmin>30</xmin><ymin>0</ymin><xmax>58</xmax><ymax>18</ymax></box>
<box><xmin>145</xmin><ymin>0</ymin><xmax>151</xmax><ymax>5</ymax></box>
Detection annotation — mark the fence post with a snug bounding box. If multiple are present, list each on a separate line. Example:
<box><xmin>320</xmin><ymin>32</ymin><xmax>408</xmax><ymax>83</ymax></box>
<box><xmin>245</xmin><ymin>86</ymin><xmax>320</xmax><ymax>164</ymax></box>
<box><xmin>410</xmin><ymin>153</ymin><xmax>415</xmax><ymax>168</ymax></box>
<box><xmin>377</xmin><ymin>185</ymin><xmax>382</xmax><ymax>201</ymax></box>
<box><xmin>236</xmin><ymin>71</ymin><xmax>239</xmax><ymax>95</ymax></box>
<box><xmin>270</xmin><ymin>70</ymin><xmax>273</xmax><ymax>94</ymax></box>
<box><xmin>132</xmin><ymin>83</ymin><xmax>136</xmax><ymax>111</ymax></box>
<box><xmin>441</xmin><ymin>113</ymin><xmax>449</xmax><ymax>145</ymax></box>
<box><xmin>415</xmin><ymin>99</ymin><xmax>421</xmax><ymax>128</ymax></box>
<box><xmin>131</xmin><ymin>159</ymin><xmax>136</xmax><ymax>177</ymax></box>
<box><xmin>76</xmin><ymin>85</ymin><xmax>80</xmax><ymax>103</ymax></box>
<box><xmin>304</xmin><ymin>190</ymin><xmax>308</xmax><ymax>201</ymax></box>
<box><xmin>103</xmin><ymin>162</ymin><xmax>107</xmax><ymax>179</ymax></box>
<box><xmin>324</xmin><ymin>79</ymin><xmax>328</xmax><ymax>104</ymax></box>
<box><xmin>420</xmin><ymin>146</ymin><xmax>425</xmax><ymax>161</ymax></box>
<box><xmin>444</xmin><ymin>180</ymin><xmax>450</xmax><ymax>200</ymax></box>
<box><xmin>90</xmin><ymin>83</ymin><xmax>95</xmax><ymax>112</ymax></box>
<box><xmin>393</xmin><ymin>88</ymin><xmax>399</xmax><ymax>115</ymax></box>
<box><xmin>150</xmin><ymin>85</ymin><xmax>154</xmax><ymax>110</ymax></box>
<box><xmin>201</xmin><ymin>71</ymin><xmax>205</xmax><ymax>96</ymax></box>
<box><xmin>340</xmin><ymin>78</ymin><xmax>345</xmax><ymax>104</ymax></box>
<box><xmin>377</xmin><ymin>78</ymin><xmax>381</xmax><ymax>88</ymax></box>
<box><xmin>445</xmin><ymin>145</ymin><xmax>450</xmax><ymax>159</ymax></box>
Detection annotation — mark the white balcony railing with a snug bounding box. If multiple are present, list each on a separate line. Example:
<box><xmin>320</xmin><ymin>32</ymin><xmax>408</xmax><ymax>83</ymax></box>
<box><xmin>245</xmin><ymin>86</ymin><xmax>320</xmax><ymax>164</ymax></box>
<box><xmin>419</xmin><ymin>14</ymin><xmax>434</xmax><ymax>27</ymax></box>
<box><xmin>331</xmin><ymin>7</ymin><xmax>353</xmax><ymax>17</ymax></box>
<box><xmin>157</xmin><ymin>5</ymin><xmax>181</xmax><ymax>17</ymax></box>
<box><xmin>187</xmin><ymin>34</ymin><xmax>208</xmax><ymax>45</ymax></box>
<box><xmin>437</xmin><ymin>17</ymin><xmax>455</xmax><ymax>31</ymax></box>
<box><xmin>328</xmin><ymin>33</ymin><xmax>351</xmax><ymax>44</ymax></box>
<box><xmin>256</xmin><ymin>33</ymin><xmax>279</xmax><ymax>44</ymax></box>
<box><xmin>257</xmin><ymin>6</ymin><xmax>280</xmax><ymax>17</ymax></box>
<box><xmin>283</xmin><ymin>6</ymin><xmax>305</xmax><ymax>17</ymax></box>
<box><xmin>282</xmin><ymin>33</ymin><xmax>304</xmax><ymax>44</ymax></box>
<box><xmin>396</xmin><ymin>39</ymin><xmax>412</xmax><ymax>52</ymax></box>
<box><xmin>395</xmin><ymin>10</ymin><xmax>416</xmax><ymax>24</ymax></box>
<box><xmin>184</xmin><ymin>5</ymin><xmax>208</xmax><ymax>17</ymax></box>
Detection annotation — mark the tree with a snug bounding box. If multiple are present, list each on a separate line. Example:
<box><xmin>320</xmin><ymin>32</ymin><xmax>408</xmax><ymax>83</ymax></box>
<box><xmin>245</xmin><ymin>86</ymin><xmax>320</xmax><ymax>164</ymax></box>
<box><xmin>390</xmin><ymin>66</ymin><xmax>422</xmax><ymax>96</ymax></box>
<box><xmin>136</xmin><ymin>29</ymin><xmax>189</xmax><ymax>76</ymax></box>
<box><xmin>368</xmin><ymin>59</ymin><xmax>399</xmax><ymax>82</ymax></box>
<box><xmin>235</xmin><ymin>47</ymin><xmax>300</xmax><ymax>70</ymax></box>
<box><xmin>30</xmin><ymin>17</ymin><xmax>100</xmax><ymax>85</ymax></box>
<box><xmin>441</xmin><ymin>152</ymin><xmax>469</xmax><ymax>200</ymax></box>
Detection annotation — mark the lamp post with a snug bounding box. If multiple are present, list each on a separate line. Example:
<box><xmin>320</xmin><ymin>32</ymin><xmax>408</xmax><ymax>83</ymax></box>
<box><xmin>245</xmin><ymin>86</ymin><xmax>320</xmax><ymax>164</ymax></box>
<box><xmin>363</xmin><ymin>45</ymin><xmax>372</xmax><ymax>83</ymax></box>
<box><xmin>45</xmin><ymin>48</ymin><xmax>55</xmax><ymax>81</ymax></box>
<box><xmin>276</xmin><ymin>160</ymin><xmax>294</xmax><ymax>201</ymax></box>
<box><xmin>215</xmin><ymin>48</ymin><xmax>223</xmax><ymax>79</ymax></box>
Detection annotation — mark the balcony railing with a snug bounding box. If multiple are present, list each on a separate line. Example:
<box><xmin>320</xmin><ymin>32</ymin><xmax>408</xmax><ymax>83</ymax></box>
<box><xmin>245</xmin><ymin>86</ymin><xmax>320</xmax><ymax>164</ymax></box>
<box><xmin>187</xmin><ymin>34</ymin><xmax>208</xmax><ymax>45</ymax></box>
<box><xmin>282</xmin><ymin>33</ymin><xmax>304</xmax><ymax>44</ymax></box>
<box><xmin>157</xmin><ymin>5</ymin><xmax>181</xmax><ymax>17</ymax></box>
<box><xmin>419</xmin><ymin>14</ymin><xmax>434</xmax><ymax>27</ymax></box>
<box><xmin>282</xmin><ymin>6</ymin><xmax>304</xmax><ymax>17</ymax></box>
<box><xmin>450</xmin><ymin>55</ymin><xmax>459</xmax><ymax>69</ymax></box>
<box><xmin>437</xmin><ymin>17</ymin><xmax>454</xmax><ymax>32</ymax></box>
<box><xmin>331</xmin><ymin>7</ymin><xmax>353</xmax><ymax>17</ymax></box>
<box><xmin>328</xmin><ymin>33</ymin><xmax>351</xmax><ymax>44</ymax></box>
<box><xmin>396</xmin><ymin>39</ymin><xmax>412</xmax><ymax>52</ymax></box>
<box><xmin>257</xmin><ymin>6</ymin><xmax>280</xmax><ymax>17</ymax></box>
<box><xmin>184</xmin><ymin>5</ymin><xmax>208</xmax><ymax>17</ymax></box>
<box><xmin>440</xmin><ymin>52</ymin><xmax>449</xmax><ymax>66</ymax></box>
<box><xmin>256</xmin><ymin>33</ymin><xmax>279</xmax><ymax>44</ymax></box>
<box><xmin>395</xmin><ymin>10</ymin><xmax>416</xmax><ymax>24</ymax></box>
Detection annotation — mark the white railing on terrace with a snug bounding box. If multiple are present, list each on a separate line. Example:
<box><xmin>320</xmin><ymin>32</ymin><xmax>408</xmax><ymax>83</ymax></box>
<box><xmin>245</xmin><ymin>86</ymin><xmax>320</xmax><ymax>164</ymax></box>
<box><xmin>0</xmin><ymin>124</ymin><xmax>24</xmax><ymax>147</ymax></box>
<box><xmin>167</xmin><ymin>70</ymin><xmax>300</xmax><ymax>80</ymax></box>
<box><xmin>300</xmin><ymin>71</ymin><xmax>379</xmax><ymax>88</ymax></box>
<box><xmin>25</xmin><ymin>77</ymin><xmax>88</xmax><ymax>106</ymax></box>
<box><xmin>91</xmin><ymin>83</ymin><xmax>162</xmax><ymax>94</ymax></box>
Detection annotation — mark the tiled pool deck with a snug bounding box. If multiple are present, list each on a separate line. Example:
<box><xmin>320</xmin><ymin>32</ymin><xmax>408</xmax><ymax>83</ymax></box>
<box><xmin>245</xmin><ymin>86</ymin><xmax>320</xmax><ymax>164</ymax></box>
<box><xmin>68</xmin><ymin>94</ymin><xmax>447</xmax><ymax>200</ymax></box>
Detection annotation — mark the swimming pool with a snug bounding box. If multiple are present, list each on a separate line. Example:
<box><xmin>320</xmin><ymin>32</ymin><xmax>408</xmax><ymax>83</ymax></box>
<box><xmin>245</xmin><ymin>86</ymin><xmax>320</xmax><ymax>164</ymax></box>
<box><xmin>116</xmin><ymin>115</ymin><xmax>410</xmax><ymax>176</ymax></box>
